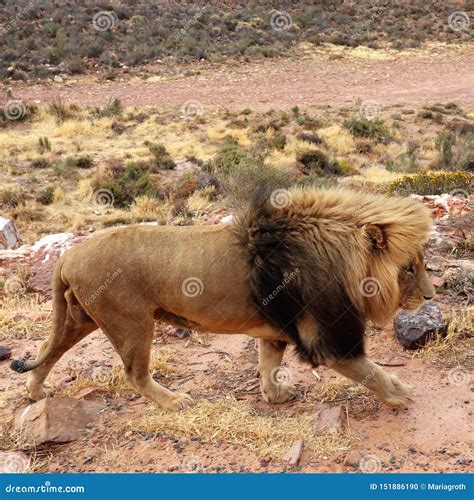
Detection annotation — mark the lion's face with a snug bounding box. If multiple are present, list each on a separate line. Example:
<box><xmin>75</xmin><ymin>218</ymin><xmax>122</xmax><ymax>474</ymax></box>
<box><xmin>398</xmin><ymin>250</ymin><xmax>435</xmax><ymax>311</ymax></box>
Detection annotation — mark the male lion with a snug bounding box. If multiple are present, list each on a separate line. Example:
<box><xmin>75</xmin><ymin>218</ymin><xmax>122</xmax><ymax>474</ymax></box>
<box><xmin>12</xmin><ymin>187</ymin><xmax>435</xmax><ymax>411</ymax></box>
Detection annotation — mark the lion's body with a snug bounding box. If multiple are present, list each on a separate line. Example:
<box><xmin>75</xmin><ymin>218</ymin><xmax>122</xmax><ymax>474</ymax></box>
<box><xmin>13</xmin><ymin>187</ymin><xmax>435</xmax><ymax>411</ymax></box>
<box><xmin>60</xmin><ymin>224</ymin><xmax>278</xmax><ymax>338</ymax></box>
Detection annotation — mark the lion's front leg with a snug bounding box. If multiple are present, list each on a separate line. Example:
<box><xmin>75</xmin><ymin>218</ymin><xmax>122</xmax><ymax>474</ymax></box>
<box><xmin>258</xmin><ymin>339</ymin><xmax>296</xmax><ymax>404</ymax></box>
<box><xmin>328</xmin><ymin>356</ymin><xmax>415</xmax><ymax>409</ymax></box>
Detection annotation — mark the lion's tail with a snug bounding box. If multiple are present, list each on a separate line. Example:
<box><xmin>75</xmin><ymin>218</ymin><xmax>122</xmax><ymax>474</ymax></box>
<box><xmin>10</xmin><ymin>259</ymin><xmax>68</xmax><ymax>374</ymax></box>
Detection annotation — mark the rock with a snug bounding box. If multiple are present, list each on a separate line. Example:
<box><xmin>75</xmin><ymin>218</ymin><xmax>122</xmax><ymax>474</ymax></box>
<box><xmin>74</xmin><ymin>386</ymin><xmax>107</xmax><ymax>401</ymax></box>
<box><xmin>15</xmin><ymin>397</ymin><xmax>104</xmax><ymax>445</ymax></box>
<box><xmin>394</xmin><ymin>302</ymin><xmax>447</xmax><ymax>350</ymax></box>
<box><xmin>344</xmin><ymin>449</ymin><xmax>362</xmax><ymax>467</ymax></box>
<box><xmin>0</xmin><ymin>346</ymin><xmax>12</xmax><ymax>361</ymax></box>
<box><xmin>0</xmin><ymin>217</ymin><xmax>22</xmax><ymax>250</ymax></box>
<box><xmin>283</xmin><ymin>439</ymin><xmax>304</xmax><ymax>466</ymax></box>
<box><xmin>53</xmin><ymin>75</ymin><xmax>63</xmax><ymax>83</ymax></box>
<box><xmin>313</xmin><ymin>403</ymin><xmax>346</xmax><ymax>434</ymax></box>
<box><xmin>431</xmin><ymin>276</ymin><xmax>446</xmax><ymax>288</ymax></box>
<box><xmin>28</xmin><ymin>232</ymin><xmax>86</xmax><ymax>298</ymax></box>
<box><xmin>175</xmin><ymin>328</ymin><xmax>190</xmax><ymax>339</ymax></box>
<box><xmin>0</xmin><ymin>451</ymin><xmax>30</xmax><ymax>472</ymax></box>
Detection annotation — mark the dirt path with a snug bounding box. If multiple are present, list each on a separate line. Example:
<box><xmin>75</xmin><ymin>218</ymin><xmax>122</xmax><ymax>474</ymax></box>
<box><xmin>14</xmin><ymin>48</ymin><xmax>474</xmax><ymax>110</ymax></box>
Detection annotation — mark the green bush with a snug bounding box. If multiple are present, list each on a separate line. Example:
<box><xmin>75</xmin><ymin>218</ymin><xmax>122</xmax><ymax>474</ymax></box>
<box><xmin>36</xmin><ymin>186</ymin><xmax>55</xmax><ymax>205</ymax></box>
<box><xmin>30</xmin><ymin>157</ymin><xmax>51</xmax><ymax>169</ymax></box>
<box><xmin>65</xmin><ymin>155</ymin><xmax>93</xmax><ymax>169</ymax></box>
<box><xmin>386</xmin><ymin>172</ymin><xmax>472</xmax><ymax>196</ymax></box>
<box><xmin>98</xmin><ymin>162</ymin><xmax>159</xmax><ymax>207</ymax></box>
<box><xmin>344</xmin><ymin>116</ymin><xmax>392</xmax><ymax>143</ymax></box>
<box><xmin>145</xmin><ymin>141</ymin><xmax>176</xmax><ymax>171</ymax></box>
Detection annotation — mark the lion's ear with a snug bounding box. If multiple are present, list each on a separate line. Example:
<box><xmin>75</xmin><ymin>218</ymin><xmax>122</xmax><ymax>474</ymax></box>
<box><xmin>364</xmin><ymin>224</ymin><xmax>387</xmax><ymax>251</ymax></box>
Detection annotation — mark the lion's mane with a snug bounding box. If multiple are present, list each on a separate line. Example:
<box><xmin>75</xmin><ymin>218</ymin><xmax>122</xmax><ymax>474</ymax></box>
<box><xmin>234</xmin><ymin>186</ymin><xmax>433</xmax><ymax>364</ymax></box>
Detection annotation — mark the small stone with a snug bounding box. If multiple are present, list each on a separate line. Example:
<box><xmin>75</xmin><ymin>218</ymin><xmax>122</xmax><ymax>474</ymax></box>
<box><xmin>313</xmin><ymin>403</ymin><xmax>346</xmax><ymax>433</ymax></box>
<box><xmin>344</xmin><ymin>450</ymin><xmax>362</xmax><ymax>467</ymax></box>
<box><xmin>283</xmin><ymin>439</ymin><xmax>304</xmax><ymax>466</ymax></box>
<box><xmin>53</xmin><ymin>75</ymin><xmax>63</xmax><ymax>83</ymax></box>
<box><xmin>394</xmin><ymin>302</ymin><xmax>447</xmax><ymax>350</ymax></box>
<box><xmin>0</xmin><ymin>346</ymin><xmax>12</xmax><ymax>361</ymax></box>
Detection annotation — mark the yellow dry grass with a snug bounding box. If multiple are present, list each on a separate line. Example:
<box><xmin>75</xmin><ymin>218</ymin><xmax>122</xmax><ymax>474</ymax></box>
<box><xmin>58</xmin><ymin>347</ymin><xmax>177</xmax><ymax>398</ymax></box>
<box><xmin>0</xmin><ymin>294</ymin><xmax>51</xmax><ymax>341</ymax></box>
<box><xmin>318</xmin><ymin>125</ymin><xmax>355</xmax><ymax>155</ymax></box>
<box><xmin>121</xmin><ymin>396</ymin><xmax>352</xmax><ymax>457</ymax></box>
<box><xmin>311</xmin><ymin>377</ymin><xmax>372</xmax><ymax>405</ymax></box>
<box><xmin>0</xmin><ymin>419</ymin><xmax>49</xmax><ymax>472</ymax></box>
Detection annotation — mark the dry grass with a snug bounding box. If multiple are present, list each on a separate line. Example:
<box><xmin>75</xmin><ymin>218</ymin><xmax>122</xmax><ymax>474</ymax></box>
<box><xmin>0</xmin><ymin>420</ymin><xmax>50</xmax><ymax>472</ymax></box>
<box><xmin>58</xmin><ymin>347</ymin><xmax>178</xmax><ymax>398</ymax></box>
<box><xmin>415</xmin><ymin>308</ymin><xmax>473</xmax><ymax>368</ymax></box>
<box><xmin>311</xmin><ymin>377</ymin><xmax>372</xmax><ymax>405</ymax></box>
<box><xmin>120</xmin><ymin>396</ymin><xmax>352</xmax><ymax>457</ymax></box>
<box><xmin>0</xmin><ymin>295</ymin><xmax>51</xmax><ymax>341</ymax></box>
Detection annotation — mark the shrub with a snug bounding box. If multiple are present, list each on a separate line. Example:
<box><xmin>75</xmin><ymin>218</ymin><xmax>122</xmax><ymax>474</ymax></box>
<box><xmin>37</xmin><ymin>136</ymin><xmax>51</xmax><ymax>154</ymax></box>
<box><xmin>65</xmin><ymin>155</ymin><xmax>93</xmax><ymax>169</ymax></box>
<box><xmin>30</xmin><ymin>157</ymin><xmax>51</xmax><ymax>169</ymax></box>
<box><xmin>386</xmin><ymin>172</ymin><xmax>472</xmax><ymax>196</ymax></box>
<box><xmin>297</xmin><ymin>132</ymin><xmax>323</xmax><ymax>145</ymax></box>
<box><xmin>296</xmin><ymin>149</ymin><xmax>348</xmax><ymax>176</ymax></box>
<box><xmin>48</xmin><ymin>98</ymin><xmax>75</xmax><ymax>124</ymax></box>
<box><xmin>434</xmin><ymin>131</ymin><xmax>454</xmax><ymax>169</ymax></box>
<box><xmin>36</xmin><ymin>186</ymin><xmax>55</xmax><ymax>205</ymax></box>
<box><xmin>95</xmin><ymin>162</ymin><xmax>159</xmax><ymax>207</ymax></box>
<box><xmin>67</xmin><ymin>56</ymin><xmax>85</xmax><ymax>74</ymax></box>
<box><xmin>344</xmin><ymin>116</ymin><xmax>392</xmax><ymax>143</ymax></box>
<box><xmin>144</xmin><ymin>141</ymin><xmax>176</xmax><ymax>171</ymax></box>
<box><xmin>99</xmin><ymin>98</ymin><xmax>122</xmax><ymax>118</ymax></box>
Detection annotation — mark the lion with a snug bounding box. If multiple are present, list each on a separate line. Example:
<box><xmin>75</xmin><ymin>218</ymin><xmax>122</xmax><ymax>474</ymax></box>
<box><xmin>11</xmin><ymin>186</ymin><xmax>435</xmax><ymax>411</ymax></box>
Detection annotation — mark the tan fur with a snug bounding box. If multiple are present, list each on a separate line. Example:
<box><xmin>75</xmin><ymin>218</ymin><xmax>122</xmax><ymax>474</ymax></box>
<box><xmin>17</xmin><ymin>187</ymin><xmax>435</xmax><ymax>411</ymax></box>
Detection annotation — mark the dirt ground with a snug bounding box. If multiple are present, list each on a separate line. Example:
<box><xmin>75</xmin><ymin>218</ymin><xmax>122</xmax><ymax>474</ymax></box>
<box><xmin>13</xmin><ymin>46</ymin><xmax>474</xmax><ymax>111</ymax></box>
<box><xmin>1</xmin><ymin>299</ymin><xmax>472</xmax><ymax>473</ymax></box>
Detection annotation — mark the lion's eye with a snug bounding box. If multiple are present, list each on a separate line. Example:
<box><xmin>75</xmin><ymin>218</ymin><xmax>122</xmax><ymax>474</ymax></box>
<box><xmin>406</xmin><ymin>264</ymin><xmax>415</xmax><ymax>274</ymax></box>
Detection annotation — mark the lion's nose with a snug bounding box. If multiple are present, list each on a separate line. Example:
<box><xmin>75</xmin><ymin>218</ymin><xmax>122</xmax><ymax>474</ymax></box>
<box><xmin>424</xmin><ymin>295</ymin><xmax>433</xmax><ymax>300</ymax></box>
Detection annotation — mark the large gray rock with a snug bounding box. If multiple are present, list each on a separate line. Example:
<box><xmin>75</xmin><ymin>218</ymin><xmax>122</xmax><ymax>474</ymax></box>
<box><xmin>394</xmin><ymin>302</ymin><xmax>447</xmax><ymax>350</ymax></box>
<box><xmin>0</xmin><ymin>217</ymin><xmax>22</xmax><ymax>250</ymax></box>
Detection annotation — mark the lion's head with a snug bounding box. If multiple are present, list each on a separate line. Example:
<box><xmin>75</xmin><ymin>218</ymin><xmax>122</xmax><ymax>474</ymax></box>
<box><xmin>397</xmin><ymin>249</ymin><xmax>435</xmax><ymax>311</ymax></box>
<box><xmin>236</xmin><ymin>186</ymin><xmax>435</xmax><ymax>363</ymax></box>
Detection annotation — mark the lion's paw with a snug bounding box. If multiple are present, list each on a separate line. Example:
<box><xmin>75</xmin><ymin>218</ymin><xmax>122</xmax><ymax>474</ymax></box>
<box><xmin>260</xmin><ymin>381</ymin><xmax>297</xmax><ymax>404</ymax></box>
<box><xmin>379</xmin><ymin>375</ymin><xmax>415</xmax><ymax>409</ymax></box>
<box><xmin>160</xmin><ymin>392</ymin><xmax>194</xmax><ymax>411</ymax></box>
<box><xmin>26</xmin><ymin>382</ymin><xmax>53</xmax><ymax>401</ymax></box>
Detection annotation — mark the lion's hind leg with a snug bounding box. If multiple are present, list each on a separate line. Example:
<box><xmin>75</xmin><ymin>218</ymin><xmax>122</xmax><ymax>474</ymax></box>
<box><xmin>258</xmin><ymin>339</ymin><xmax>296</xmax><ymax>404</ymax></box>
<box><xmin>328</xmin><ymin>356</ymin><xmax>415</xmax><ymax>409</ymax></box>
<box><xmin>101</xmin><ymin>315</ymin><xmax>193</xmax><ymax>411</ymax></box>
<box><xmin>26</xmin><ymin>289</ymin><xmax>97</xmax><ymax>400</ymax></box>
